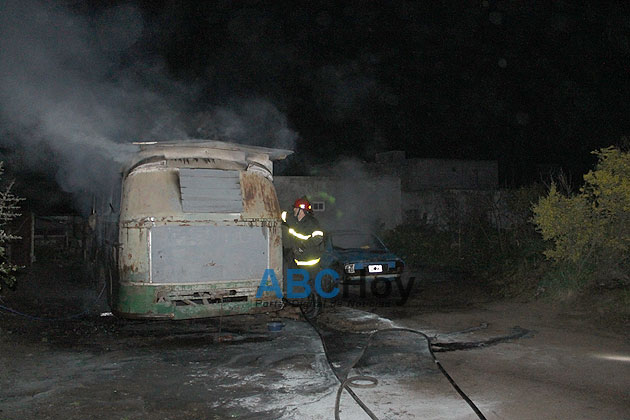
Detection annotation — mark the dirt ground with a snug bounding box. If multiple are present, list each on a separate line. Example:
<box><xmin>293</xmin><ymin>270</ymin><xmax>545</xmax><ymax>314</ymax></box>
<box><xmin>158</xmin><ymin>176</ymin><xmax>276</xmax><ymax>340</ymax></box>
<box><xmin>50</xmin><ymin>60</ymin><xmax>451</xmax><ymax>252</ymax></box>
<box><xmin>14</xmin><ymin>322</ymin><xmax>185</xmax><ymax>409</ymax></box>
<box><xmin>0</xmin><ymin>260</ymin><xmax>628</xmax><ymax>419</ymax></box>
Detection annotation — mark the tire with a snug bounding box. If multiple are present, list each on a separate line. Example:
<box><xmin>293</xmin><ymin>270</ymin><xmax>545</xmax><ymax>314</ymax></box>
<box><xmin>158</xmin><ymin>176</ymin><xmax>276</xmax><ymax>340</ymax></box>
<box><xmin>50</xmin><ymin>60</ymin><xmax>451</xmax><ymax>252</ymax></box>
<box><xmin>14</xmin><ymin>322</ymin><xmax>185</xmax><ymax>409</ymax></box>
<box><xmin>371</xmin><ymin>277</ymin><xmax>394</xmax><ymax>299</ymax></box>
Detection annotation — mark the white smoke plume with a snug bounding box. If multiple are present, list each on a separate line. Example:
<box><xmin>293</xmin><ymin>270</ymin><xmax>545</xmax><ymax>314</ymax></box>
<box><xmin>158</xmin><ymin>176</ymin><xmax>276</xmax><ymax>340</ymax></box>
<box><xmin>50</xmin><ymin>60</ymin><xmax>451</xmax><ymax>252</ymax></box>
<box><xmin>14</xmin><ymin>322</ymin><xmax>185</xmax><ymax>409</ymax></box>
<box><xmin>290</xmin><ymin>157</ymin><xmax>402</xmax><ymax>235</ymax></box>
<box><xmin>0</xmin><ymin>0</ymin><xmax>296</xmax><ymax>213</ymax></box>
<box><xmin>193</xmin><ymin>99</ymin><xmax>297</xmax><ymax>150</ymax></box>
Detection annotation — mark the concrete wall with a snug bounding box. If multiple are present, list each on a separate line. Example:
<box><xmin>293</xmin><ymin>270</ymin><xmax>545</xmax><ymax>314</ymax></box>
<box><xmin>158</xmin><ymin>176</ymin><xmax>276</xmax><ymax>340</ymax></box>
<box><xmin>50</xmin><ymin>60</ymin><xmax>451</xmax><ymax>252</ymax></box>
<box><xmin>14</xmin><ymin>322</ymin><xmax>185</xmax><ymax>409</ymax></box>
<box><xmin>274</xmin><ymin>176</ymin><xmax>402</xmax><ymax>233</ymax></box>
<box><xmin>404</xmin><ymin>159</ymin><xmax>498</xmax><ymax>191</ymax></box>
<box><xmin>370</xmin><ymin>152</ymin><xmax>498</xmax><ymax>191</ymax></box>
<box><xmin>275</xmin><ymin>158</ymin><xmax>514</xmax><ymax>234</ymax></box>
<box><xmin>403</xmin><ymin>189</ymin><xmax>518</xmax><ymax>229</ymax></box>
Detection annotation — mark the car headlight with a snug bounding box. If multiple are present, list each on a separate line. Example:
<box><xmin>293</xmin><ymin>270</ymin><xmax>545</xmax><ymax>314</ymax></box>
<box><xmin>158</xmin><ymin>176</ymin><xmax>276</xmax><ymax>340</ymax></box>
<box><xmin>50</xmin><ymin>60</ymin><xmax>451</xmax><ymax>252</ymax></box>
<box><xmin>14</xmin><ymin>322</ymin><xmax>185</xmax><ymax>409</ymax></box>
<box><xmin>344</xmin><ymin>263</ymin><xmax>355</xmax><ymax>274</ymax></box>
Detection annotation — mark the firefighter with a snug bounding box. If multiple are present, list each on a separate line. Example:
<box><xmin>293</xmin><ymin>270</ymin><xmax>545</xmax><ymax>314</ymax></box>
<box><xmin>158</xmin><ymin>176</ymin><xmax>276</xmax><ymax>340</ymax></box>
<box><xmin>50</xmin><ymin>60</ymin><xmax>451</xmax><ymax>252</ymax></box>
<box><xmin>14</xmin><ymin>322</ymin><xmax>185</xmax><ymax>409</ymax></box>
<box><xmin>281</xmin><ymin>197</ymin><xmax>325</xmax><ymax>317</ymax></box>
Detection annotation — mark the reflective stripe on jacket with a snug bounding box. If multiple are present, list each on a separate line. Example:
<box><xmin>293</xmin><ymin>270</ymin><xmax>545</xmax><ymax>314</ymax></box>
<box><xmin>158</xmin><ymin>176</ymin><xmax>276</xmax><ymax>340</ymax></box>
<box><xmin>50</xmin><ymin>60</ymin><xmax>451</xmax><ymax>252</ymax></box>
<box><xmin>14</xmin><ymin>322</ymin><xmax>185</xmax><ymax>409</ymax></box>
<box><xmin>281</xmin><ymin>211</ymin><xmax>324</xmax><ymax>264</ymax></box>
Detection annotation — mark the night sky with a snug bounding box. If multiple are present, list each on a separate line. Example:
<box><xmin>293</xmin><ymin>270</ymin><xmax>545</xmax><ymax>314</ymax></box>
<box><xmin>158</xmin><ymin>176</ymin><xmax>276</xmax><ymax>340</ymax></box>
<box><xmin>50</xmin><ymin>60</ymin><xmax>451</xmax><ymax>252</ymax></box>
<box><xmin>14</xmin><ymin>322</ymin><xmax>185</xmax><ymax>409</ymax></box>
<box><xmin>2</xmin><ymin>0</ymin><xmax>630</xmax><ymax>210</ymax></box>
<box><xmin>101</xmin><ymin>0</ymin><xmax>630</xmax><ymax>182</ymax></box>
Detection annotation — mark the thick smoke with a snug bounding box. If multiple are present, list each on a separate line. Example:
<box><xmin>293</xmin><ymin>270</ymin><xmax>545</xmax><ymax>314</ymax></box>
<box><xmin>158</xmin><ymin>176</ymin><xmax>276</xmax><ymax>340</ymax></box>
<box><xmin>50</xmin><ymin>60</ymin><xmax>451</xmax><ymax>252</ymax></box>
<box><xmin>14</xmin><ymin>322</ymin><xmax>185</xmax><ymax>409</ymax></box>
<box><xmin>0</xmin><ymin>1</ymin><xmax>140</xmax><ymax>211</ymax></box>
<box><xmin>193</xmin><ymin>99</ymin><xmax>297</xmax><ymax>150</ymax></box>
<box><xmin>0</xmin><ymin>0</ymin><xmax>297</xmax><ymax>213</ymax></box>
<box><xmin>306</xmin><ymin>157</ymin><xmax>401</xmax><ymax>234</ymax></box>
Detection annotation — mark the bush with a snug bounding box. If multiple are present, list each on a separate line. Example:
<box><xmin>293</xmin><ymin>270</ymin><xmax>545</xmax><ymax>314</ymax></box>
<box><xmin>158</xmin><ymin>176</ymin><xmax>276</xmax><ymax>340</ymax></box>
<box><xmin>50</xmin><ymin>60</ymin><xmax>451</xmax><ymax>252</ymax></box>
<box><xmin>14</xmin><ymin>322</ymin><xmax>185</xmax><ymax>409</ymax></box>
<box><xmin>383</xmin><ymin>186</ymin><xmax>547</xmax><ymax>295</ymax></box>
<box><xmin>383</xmin><ymin>222</ymin><xmax>456</xmax><ymax>270</ymax></box>
<box><xmin>0</xmin><ymin>163</ymin><xmax>21</xmax><ymax>291</ymax></box>
<box><xmin>533</xmin><ymin>146</ymin><xmax>630</xmax><ymax>289</ymax></box>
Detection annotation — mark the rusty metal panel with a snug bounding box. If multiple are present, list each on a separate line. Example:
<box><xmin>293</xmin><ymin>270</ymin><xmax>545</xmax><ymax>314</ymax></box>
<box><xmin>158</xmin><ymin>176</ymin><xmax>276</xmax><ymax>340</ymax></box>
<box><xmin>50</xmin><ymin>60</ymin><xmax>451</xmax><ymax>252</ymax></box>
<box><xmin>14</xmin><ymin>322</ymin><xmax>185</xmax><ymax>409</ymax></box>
<box><xmin>150</xmin><ymin>225</ymin><xmax>268</xmax><ymax>284</ymax></box>
<box><xmin>240</xmin><ymin>171</ymin><xmax>280</xmax><ymax>219</ymax></box>
<box><xmin>179</xmin><ymin>168</ymin><xmax>242</xmax><ymax>213</ymax></box>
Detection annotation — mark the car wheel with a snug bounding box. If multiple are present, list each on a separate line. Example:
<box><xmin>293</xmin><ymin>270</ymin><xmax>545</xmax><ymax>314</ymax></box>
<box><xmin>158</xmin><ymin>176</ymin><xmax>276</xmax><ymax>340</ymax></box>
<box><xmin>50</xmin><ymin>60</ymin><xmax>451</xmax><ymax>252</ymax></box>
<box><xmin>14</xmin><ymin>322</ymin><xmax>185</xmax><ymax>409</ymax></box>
<box><xmin>371</xmin><ymin>277</ymin><xmax>393</xmax><ymax>298</ymax></box>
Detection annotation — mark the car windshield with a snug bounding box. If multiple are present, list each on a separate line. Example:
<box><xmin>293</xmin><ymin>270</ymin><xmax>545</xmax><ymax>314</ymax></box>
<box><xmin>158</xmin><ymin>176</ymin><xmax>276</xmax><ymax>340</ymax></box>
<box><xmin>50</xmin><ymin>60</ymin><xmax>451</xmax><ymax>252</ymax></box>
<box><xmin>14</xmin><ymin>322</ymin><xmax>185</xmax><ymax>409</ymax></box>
<box><xmin>331</xmin><ymin>232</ymin><xmax>386</xmax><ymax>251</ymax></box>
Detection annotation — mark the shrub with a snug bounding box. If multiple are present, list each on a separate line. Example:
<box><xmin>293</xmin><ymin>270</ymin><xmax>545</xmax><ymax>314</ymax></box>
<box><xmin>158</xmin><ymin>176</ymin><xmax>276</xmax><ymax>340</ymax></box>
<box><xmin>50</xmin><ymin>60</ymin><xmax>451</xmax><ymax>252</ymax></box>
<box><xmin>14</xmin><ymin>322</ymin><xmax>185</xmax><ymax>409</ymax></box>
<box><xmin>533</xmin><ymin>146</ymin><xmax>630</xmax><ymax>288</ymax></box>
<box><xmin>0</xmin><ymin>163</ymin><xmax>21</xmax><ymax>291</ymax></box>
<box><xmin>384</xmin><ymin>186</ymin><xmax>546</xmax><ymax>295</ymax></box>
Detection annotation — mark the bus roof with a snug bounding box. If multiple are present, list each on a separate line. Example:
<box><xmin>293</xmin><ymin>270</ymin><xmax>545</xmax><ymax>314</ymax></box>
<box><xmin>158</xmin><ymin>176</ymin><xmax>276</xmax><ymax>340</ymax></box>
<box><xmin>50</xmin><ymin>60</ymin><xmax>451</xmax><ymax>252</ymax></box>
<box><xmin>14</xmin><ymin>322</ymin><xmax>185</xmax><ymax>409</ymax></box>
<box><xmin>132</xmin><ymin>139</ymin><xmax>293</xmax><ymax>161</ymax></box>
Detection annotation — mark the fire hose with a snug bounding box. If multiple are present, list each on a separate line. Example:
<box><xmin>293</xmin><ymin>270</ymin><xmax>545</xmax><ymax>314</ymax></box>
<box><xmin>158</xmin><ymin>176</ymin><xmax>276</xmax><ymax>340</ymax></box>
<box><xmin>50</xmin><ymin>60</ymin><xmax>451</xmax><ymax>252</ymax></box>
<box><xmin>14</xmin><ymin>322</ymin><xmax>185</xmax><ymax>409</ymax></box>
<box><xmin>301</xmin><ymin>306</ymin><xmax>530</xmax><ymax>420</ymax></box>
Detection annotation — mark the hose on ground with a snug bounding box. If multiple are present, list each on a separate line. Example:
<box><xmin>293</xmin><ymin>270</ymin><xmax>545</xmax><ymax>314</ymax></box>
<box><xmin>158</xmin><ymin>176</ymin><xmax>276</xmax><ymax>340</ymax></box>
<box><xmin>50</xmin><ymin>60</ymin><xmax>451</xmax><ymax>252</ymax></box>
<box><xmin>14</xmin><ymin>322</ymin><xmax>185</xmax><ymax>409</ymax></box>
<box><xmin>299</xmin><ymin>305</ymin><xmax>488</xmax><ymax>420</ymax></box>
<box><xmin>335</xmin><ymin>327</ymin><xmax>488</xmax><ymax>420</ymax></box>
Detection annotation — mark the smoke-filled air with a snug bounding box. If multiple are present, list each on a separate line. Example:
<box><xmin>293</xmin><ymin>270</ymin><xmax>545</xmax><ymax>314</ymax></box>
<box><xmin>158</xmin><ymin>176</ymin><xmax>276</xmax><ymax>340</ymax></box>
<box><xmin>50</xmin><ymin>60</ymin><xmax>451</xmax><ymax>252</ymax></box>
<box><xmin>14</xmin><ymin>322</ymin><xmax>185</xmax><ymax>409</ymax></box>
<box><xmin>0</xmin><ymin>0</ymin><xmax>297</xmax><ymax>213</ymax></box>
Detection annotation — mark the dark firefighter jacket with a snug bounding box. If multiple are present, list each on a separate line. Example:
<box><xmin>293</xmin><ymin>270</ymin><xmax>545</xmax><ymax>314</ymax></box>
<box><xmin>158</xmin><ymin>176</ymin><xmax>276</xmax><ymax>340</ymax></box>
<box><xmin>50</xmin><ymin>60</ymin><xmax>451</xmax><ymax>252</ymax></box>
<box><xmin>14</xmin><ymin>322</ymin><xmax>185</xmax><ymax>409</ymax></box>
<box><xmin>281</xmin><ymin>210</ymin><xmax>324</xmax><ymax>266</ymax></box>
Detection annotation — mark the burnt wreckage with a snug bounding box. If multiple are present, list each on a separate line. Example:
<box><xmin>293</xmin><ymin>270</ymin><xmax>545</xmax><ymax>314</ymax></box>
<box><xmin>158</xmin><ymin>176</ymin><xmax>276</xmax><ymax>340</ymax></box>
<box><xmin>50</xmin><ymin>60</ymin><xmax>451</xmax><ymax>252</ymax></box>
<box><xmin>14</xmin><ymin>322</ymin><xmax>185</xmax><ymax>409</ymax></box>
<box><xmin>90</xmin><ymin>140</ymin><xmax>292</xmax><ymax>320</ymax></box>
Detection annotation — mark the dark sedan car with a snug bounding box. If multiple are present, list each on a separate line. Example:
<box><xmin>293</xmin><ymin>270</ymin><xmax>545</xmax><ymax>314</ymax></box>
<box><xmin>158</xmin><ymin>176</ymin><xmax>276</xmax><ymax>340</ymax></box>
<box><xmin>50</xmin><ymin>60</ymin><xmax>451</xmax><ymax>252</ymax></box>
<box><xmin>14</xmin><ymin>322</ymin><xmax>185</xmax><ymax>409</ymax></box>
<box><xmin>321</xmin><ymin>230</ymin><xmax>405</xmax><ymax>286</ymax></box>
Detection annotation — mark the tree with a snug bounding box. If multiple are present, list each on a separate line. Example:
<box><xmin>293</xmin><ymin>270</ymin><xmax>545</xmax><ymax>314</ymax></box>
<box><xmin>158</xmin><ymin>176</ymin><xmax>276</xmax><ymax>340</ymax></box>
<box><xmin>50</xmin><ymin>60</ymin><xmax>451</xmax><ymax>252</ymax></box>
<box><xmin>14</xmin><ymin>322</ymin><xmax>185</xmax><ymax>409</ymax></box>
<box><xmin>0</xmin><ymin>162</ymin><xmax>21</xmax><ymax>291</ymax></box>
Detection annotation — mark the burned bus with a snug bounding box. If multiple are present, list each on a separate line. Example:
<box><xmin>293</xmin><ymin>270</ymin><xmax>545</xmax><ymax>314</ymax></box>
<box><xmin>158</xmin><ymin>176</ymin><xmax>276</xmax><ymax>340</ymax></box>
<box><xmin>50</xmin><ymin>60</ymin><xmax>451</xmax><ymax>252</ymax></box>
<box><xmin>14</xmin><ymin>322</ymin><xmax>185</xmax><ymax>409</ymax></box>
<box><xmin>93</xmin><ymin>140</ymin><xmax>291</xmax><ymax>320</ymax></box>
